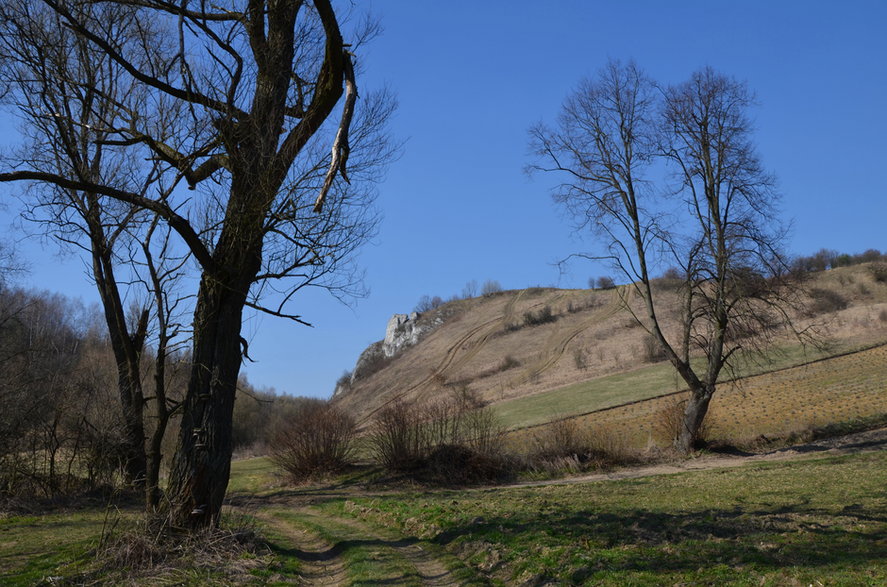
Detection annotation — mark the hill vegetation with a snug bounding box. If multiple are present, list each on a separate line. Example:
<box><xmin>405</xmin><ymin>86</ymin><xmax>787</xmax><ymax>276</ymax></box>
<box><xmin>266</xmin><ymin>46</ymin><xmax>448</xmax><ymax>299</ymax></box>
<box><xmin>333</xmin><ymin>261</ymin><xmax>887</xmax><ymax>447</ymax></box>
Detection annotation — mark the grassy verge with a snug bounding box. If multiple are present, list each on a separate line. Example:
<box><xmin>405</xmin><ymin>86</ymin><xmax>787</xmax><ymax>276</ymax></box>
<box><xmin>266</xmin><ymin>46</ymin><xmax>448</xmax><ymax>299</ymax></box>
<box><xmin>0</xmin><ymin>509</ymin><xmax>110</xmax><ymax>585</ymax></box>
<box><xmin>334</xmin><ymin>451</ymin><xmax>887</xmax><ymax>585</ymax></box>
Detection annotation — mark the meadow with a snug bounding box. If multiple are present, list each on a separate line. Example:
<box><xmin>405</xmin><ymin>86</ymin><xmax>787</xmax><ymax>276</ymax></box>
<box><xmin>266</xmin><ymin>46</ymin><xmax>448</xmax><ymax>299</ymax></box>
<box><xmin>3</xmin><ymin>449</ymin><xmax>885</xmax><ymax>585</ymax></box>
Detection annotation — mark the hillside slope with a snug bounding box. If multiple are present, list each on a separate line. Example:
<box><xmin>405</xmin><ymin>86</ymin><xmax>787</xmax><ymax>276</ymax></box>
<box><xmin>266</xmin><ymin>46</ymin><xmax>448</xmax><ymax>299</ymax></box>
<box><xmin>332</xmin><ymin>264</ymin><xmax>887</xmax><ymax>431</ymax></box>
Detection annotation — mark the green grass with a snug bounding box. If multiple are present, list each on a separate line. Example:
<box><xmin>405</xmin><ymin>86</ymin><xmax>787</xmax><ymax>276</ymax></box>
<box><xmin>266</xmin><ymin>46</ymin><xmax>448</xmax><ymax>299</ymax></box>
<box><xmin>493</xmin><ymin>340</ymin><xmax>875</xmax><ymax>430</ymax></box>
<box><xmin>228</xmin><ymin>456</ymin><xmax>279</xmax><ymax>494</ymax></box>
<box><xmin>0</xmin><ymin>509</ymin><xmax>109</xmax><ymax>585</ymax></box>
<box><xmin>267</xmin><ymin>508</ymin><xmax>425</xmax><ymax>586</ymax></box>
<box><xmin>335</xmin><ymin>451</ymin><xmax>887</xmax><ymax>585</ymax></box>
<box><xmin>4</xmin><ymin>450</ymin><xmax>885</xmax><ymax>585</ymax></box>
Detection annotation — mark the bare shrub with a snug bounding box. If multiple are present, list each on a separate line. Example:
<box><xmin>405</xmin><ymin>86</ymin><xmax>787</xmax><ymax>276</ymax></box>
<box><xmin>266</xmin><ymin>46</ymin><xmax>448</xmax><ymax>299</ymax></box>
<box><xmin>532</xmin><ymin>418</ymin><xmax>589</xmax><ymax>461</ymax></box>
<box><xmin>421</xmin><ymin>444</ymin><xmax>509</xmax><ymax>485</ymax></box>
<box><xmin>596</xmin><ymin>276</ymin><xmax>616</xmax><ymax>290</ymax></box>
<box><xmin>498</xmin><ymin>354</ymin><xmax>521</xmax><ymax>372</ymax></box>
<box><xmin>368</xmin><ymin>400</ymin><xmax>426</xmax><ymax>472</ymax></box>
<box><xmin>368</xmin><ymin>389</ymin><xmax>506</xmax><ymax>482</ymax></box>
<box><xmin>462</xmin><ymin>404</ymin><xmax>506</xmax><ymax>457</ymax></box>
<box><xmin>807</xmin><ymin>288</ymin><xmax>848</xmax><ymax>315</ymax></box>
<box><xmin>523</xmin><ymin>305</ymin><xmax>557</xmax><ymax>327</ymax></box>
<box><xmin>481</xmin><ymin>280</ymin><xmax>503</xmax><ymax>296</ymax></box>
<box><xmin>527</xmin><ymin>419</ymin><xmax>633</xmax><ymax>475</ymax></box>
<box><xmin>421</xmin><ymin>398</ymin><xmax>464</xmax><ymax>449</ymax></box>
<box><xmin>869</xmin><ymin>263</ymin><xmax>887</xmax><ymax>283</ymax></box>
<box><xmin>642</xmin><ymin>335</ymin><xmax>667</xmax><ymax>363</ymax></box>
<box><xmin>880</xmin><ymin>309</ymin><xmax>887</xmax><ymax>323</ymax></box>
<box><xmin>414</xmin><ymin>295</ymin><xmax>444</xmax><ymax>313</ymax></box>
<box><xmin>270</xmin><ymin>402</ymin><xmax>357</xmax><ymax>481</ymax></box>
<box><xmin>572</xmin><ymin>347</ymin><xmax>587</xmax><ymax>370</ymax></box>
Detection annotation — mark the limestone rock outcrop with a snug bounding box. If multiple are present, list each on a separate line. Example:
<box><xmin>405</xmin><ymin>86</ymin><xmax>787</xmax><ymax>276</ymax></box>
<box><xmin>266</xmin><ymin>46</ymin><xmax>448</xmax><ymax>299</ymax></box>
<box><xmin>333</xmin><ymin>310</ymin><xmax>443</xmax><ymax>397</ymax></box>
<box><xmin>382</xmin><ymin>312</ymin><xmax>424</xmax><ymax>358</ymax></box>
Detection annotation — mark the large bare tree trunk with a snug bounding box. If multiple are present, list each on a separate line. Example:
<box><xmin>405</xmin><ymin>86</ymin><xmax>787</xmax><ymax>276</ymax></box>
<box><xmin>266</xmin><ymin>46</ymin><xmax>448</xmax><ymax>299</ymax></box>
<box><xmin>676</xmin><ymin>386</ymin><xmax>714</xmax><ymax>453</ymax></box>
<box><xmin>165</xmin><ymin>276</ymin><xmax>249</xmax><ymax>527</ymax></box>
<box><xmin>165</xmin><ymin>192</ymin><xmax>264</xmax><ymax>526</ymax></box>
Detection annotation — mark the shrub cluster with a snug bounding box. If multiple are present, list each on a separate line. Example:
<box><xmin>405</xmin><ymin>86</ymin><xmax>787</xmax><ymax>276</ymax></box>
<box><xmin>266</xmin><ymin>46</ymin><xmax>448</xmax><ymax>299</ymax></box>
<box><xmin>367</xmin><ymin>389</ymin><xmax>508</xmax><ymax>484</ymax></box>
<box><xmin>525</xmin><ymin>418</ymin><xmax>633</xmax><ymax>475</ymax></box>
<box><xmin>807</xmin><ymin>287</ymin><xmax>848</xmax><ymax>315</ymax></box>
<box><xmin>270</xmin><ymin>401</ymin><xmax>357</xmax><ymax>481</ymax></box>
<box><xmin>522</xmin><ymin>305</ymin><xmax>557</xmax><ymax>327</ymax></box>
<box><xmin>792</xmin><ymin>248</ymin><xmax>887</xmax><ymax>273</ymax></box>
<box><xmin>869</xmin><ymin>263</ymin><xmax>887</xmax><ymax>283</ymax></box>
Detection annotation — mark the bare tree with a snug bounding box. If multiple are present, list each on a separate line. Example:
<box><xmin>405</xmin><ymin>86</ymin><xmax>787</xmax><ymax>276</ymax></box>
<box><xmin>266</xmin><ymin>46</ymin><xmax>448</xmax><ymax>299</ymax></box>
<box><xmin>0</xmin><ymin>1</ymin><xmax>392</xmax><ymax>527</ymax></box>
<box><xmin>531</xmin><ymin>61</ymin><xmax>806</xmax><ymax>453</ymax></box>
<box><xmin>0</xmin><ymin>0</ymin><xmax>191</xmax><ymax>508</ymax></box>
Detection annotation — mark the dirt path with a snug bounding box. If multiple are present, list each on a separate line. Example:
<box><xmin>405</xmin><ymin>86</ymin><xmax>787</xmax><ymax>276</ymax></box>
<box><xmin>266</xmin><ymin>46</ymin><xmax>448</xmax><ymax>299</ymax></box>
<box><xmin>250</xmin><ymin>504</ymin><xmax>466</xmax><ymax>586</ymax></box>
<box><xmin>502</xmin><ymin>426</ymin><xmax>887</xmax><ymax>490</ymax></box>
<box><xmin>255</xmin><ymin>509</ymin><xmax>350</xmax><ymax>586</ymax></box>
<box><xmin>320</xmin><ymin>509</ymin><xmax>461</xmax><ymax>587</ymax></box>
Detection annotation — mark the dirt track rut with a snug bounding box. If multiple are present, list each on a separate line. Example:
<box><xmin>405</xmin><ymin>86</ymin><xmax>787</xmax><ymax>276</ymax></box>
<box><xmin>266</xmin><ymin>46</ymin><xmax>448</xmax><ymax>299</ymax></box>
<box><xmin>255</xmin><ymin>505</ymin><xmax>465</xmax><ymax>586</ymax></box>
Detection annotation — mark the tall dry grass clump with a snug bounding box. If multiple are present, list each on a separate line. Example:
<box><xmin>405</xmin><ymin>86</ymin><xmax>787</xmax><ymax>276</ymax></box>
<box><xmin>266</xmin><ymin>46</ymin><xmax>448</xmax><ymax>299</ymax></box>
<box><xmin>84</xmin><ymin>510</ymin><xmax>266</xmax><ymax>584</ymax></box>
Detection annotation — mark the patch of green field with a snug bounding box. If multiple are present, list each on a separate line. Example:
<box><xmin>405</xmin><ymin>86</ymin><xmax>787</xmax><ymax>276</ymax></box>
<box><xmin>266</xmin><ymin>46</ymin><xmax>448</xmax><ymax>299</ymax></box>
<box><xmin>336</xmin><ymin>451</ymin><xmax>887</xmax><ymax>585</ymax></box>
<box><xmin>495</xmin><ymin>362</ymin><xmax>685</xmax><ymax>430</ymax></box>
<box><xmin>0</xmin><ymin>509</ymin><xmax>108</xmax><ymax>585</ymax></box>
<box><xmin>494</xmin><ymin>340</ymin><xmax>874</xmax><ymax>430</ymax></box>
<box><xmin>228</xmin><ymin>456</ymin><xmax>279</xmax><ymax>494</ymax></box>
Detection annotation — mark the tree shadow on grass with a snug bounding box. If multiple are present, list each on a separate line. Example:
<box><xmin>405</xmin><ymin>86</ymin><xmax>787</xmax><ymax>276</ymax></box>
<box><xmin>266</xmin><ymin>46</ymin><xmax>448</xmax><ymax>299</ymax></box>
<box><xmin>431</xmin><ymin>504</ymin><xmax>887</xmax><ymax>578</ymax></box>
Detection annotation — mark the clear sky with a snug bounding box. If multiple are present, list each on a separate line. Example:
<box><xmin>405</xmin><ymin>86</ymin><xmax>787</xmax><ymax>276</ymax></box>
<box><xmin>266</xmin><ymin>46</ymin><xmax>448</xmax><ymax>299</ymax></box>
<box><xmin>2</xmin><ymin>1</ymin><xmax>885</xmax><ymax>398</ymax></box>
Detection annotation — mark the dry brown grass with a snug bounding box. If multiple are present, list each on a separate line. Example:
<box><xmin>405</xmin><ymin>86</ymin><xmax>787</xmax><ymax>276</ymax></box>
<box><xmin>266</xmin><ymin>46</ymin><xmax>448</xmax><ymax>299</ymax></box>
<box><xmin>83</xmin><ymin>509</ymin><xmax>269</xmax><ymax>584</ymax></box>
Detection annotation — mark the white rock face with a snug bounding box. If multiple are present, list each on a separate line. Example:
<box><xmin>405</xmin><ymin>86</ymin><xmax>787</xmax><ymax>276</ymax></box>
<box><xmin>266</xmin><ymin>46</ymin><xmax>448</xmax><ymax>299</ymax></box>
<box><xmin>382</xmin><ymin>312</ymin><xmax>424</xmax><ymax>358</ymax></box>
<box><xmin>333</xmin><ymin>310</ymin><xmax>444</xmax><ymax>397</ymax></box>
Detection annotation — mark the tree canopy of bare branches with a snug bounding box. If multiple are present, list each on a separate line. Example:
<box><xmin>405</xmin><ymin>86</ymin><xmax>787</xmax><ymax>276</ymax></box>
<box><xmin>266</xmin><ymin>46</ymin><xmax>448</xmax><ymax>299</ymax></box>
<box><xmin>0</xmin><ymin>0</ymin><xmax>193</xmax><ymax>508</ymax></box>
<box><xmin>530</xmin><ymin>61</ymin><xmax>807</xmax><ymax>453</ymax></box>
<box><xmin>0</xmin><ymin>0</ymin><xmax>394</xmax><ymax>528</ymax></box>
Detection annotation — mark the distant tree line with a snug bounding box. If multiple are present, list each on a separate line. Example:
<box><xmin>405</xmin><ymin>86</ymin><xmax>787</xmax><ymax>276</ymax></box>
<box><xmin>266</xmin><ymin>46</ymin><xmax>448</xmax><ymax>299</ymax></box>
<box><xmin>0</xmin><ymin>286</ymin><xmax>185</xmax><ymax>499</ymax></box>
<box><xmin>791</xmin><ymin>248</ymin><xmax>886</xmax><ymax>273</ymax></box>
<box><xmin>414</xmin><ymin>280</ymin><xmax>504</xmax><ymax>313</ymax></box>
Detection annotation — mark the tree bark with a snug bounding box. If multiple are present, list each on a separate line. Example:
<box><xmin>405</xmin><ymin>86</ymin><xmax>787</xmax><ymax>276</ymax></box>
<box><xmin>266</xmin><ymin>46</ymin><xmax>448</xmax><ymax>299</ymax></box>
<box><xmin>90</xmin><ymin>233</ymin><xmax>147</xmax><ymax>490</ymax></box>
<box><xmin>164</xmin><ymin>195</ymin><xmax>261</xmax><ymax>527</ymax></box>
<box><xmin>676</xmin><ymin>386</ymin><xmax>714</xmax><ymax>453</ymax></box>
<box><xmin>165</xmin><ymin>278</ymin><xmax>246</xmax><ymax>527</ymax></box>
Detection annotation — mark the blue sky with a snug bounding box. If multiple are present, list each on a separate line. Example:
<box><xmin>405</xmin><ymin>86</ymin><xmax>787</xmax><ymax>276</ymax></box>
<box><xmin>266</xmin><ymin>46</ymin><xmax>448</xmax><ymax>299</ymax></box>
<box><xmin>2</xmin><ymin>1</ymin><xmax>885</xmax><ymax>398</ymax></box>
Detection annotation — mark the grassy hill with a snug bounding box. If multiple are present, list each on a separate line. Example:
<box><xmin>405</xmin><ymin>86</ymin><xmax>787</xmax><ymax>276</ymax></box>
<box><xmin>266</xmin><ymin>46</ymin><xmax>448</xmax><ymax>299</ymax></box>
<box><xmin>333</xmin><ymin>263</ymin><xmax>887</xmax><ymax>445</ymax></box>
